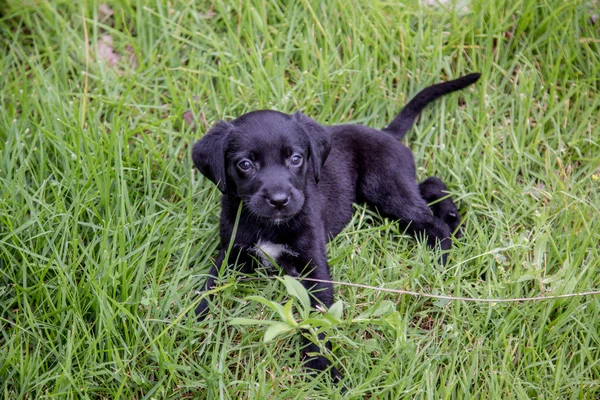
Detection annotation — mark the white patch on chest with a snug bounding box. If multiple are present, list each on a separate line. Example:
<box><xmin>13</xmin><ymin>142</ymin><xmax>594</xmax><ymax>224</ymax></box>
<box><xmin>256</xmin><ymin>240</ymin><xmax>287</xmax><ymax>263</ymax></box>
<box><xmin>253</xmin><ymin>241</ymin><xmax>300</xmax><ymax>276</ymax></box>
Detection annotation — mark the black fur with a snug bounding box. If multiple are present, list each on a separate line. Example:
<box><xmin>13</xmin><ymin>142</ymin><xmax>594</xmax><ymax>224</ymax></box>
<box><xmin>191</xmin><ymin>73</ymin><xmax>480</xmax><ymax>382</ymax></box>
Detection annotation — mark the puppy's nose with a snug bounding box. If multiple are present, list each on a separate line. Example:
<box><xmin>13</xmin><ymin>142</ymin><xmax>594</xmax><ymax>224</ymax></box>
<box><xmin>267</xmin><ymin>192</ymin><xmax>290</xmax><ymax>209</ymax></box>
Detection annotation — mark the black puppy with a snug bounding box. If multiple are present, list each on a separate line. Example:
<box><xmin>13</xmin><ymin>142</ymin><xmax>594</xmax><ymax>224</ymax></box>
<box><xmin>192</xmin><ymin>73</ymin><xmax>480</xmax><ymax>381</ymax></box>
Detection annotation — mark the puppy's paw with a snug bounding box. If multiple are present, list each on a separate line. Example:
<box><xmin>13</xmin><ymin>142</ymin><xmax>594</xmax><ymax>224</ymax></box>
<box><xmin>453</xmin><ymin>222</ymin><xmax>465</xmax><ymax>239</ymax></box>
<box><xmin>443</xmin><ymin>209</ymin><xmax>462</xmax><ymax>238</ymax></box>
<box><xmin>302</xmin><ymin>339</ymin><xmax>343</xmax><ymax>384</ymax></box>
<box><xmin>304</xmin><ymin>353</ymin><xmax>343</xmax><ymax>383</ymax></box>
<box><xmin>194</xmin><ymin>297</ymin><xmax>211</xmax><ymax>321</ymax></box>
<box><xmin>329</xmin><ymin>365</ymin><xmax>343</xmax><ymax>384</ymax></box>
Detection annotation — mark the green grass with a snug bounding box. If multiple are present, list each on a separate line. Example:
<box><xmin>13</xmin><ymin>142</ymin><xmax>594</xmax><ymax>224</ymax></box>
<box><xmin>1</xmin><ymin>0</ymin><xmax>599</xmax><ymax>398</ymax></box>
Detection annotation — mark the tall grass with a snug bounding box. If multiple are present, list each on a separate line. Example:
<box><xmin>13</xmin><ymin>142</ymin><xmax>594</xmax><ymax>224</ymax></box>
<box><xmin>1</xmin><ymin>0</ymin><xmax>599</xmax><ymax>398</ymax></box>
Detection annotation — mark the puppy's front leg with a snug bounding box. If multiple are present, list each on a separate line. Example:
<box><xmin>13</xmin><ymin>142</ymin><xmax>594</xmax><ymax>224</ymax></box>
<box><xmin>195</xmin><ymin>247</ymin><xmax>252</xmax><ymax>320</ymax></box>
<box><xmin>302</xmin><ymin>261</ymin><xmax>342</xmax><ymax>382</ymax></box>
<box><xmin>194</xmin><ymin>249</ymin><xmax>225</xmax><ymax>320</ymax></box>
<box><xmin>279</xmin><ymin>253</ymin><xmax>342</xmax><ymax>382</ymax></box>
<box><xmin>277</xmin><ymin>252</ymin><xmax>334</xmax><ymax>309</ymax></box>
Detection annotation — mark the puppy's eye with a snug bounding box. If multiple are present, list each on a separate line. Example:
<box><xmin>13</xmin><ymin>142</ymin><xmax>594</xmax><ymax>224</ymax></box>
<box><xmin>290</xmin><ymin>155</ymin><xmax>303</xmax><ymax>166</ymax></box>
<box><xmin>237</xmin><ymin>160</ymin><xmax>253</xmax><ymax>171</ymax></box>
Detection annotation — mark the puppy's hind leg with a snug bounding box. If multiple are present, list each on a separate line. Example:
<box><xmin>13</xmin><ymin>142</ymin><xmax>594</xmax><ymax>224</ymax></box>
<box><xmin>361</xmin><ymin>179</ymin><xmax>452</xmax><ymax>265</ymax></box>
<box><xmin>419</xmin><ymin>177</ymin><xmax>463</xmax><ymax>238</ymax></box>
<box><xmin>394</xmin><ymin>203</ymin><xmax>452</xmax><ymax>266</ymax></box>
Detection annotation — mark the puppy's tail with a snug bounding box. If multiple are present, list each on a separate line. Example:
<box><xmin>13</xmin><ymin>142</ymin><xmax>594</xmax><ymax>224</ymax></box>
<box><xmin>383</xmin><ymin>73</ymin><xmax>481</xmax><ymax>140</ymax></box>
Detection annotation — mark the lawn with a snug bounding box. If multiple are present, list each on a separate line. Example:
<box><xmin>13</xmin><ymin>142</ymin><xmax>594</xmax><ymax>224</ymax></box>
<box><xmin>1</xmin><ymin>0</ymin><xmax>599</xmax><ymax>398</ymax></box>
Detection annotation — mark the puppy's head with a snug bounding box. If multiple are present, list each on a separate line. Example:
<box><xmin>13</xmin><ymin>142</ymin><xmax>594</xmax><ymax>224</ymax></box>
<box><xmin>192</xmin><ymin>110</ymin><xmax>331</xmax><ymax>223</ymax></box>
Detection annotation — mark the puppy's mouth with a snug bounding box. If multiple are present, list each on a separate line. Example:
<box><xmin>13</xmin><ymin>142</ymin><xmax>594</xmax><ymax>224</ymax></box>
<box><xmin>271</xmin><ymin>215</ymin><xmax>294</xmax><ymax>224</ymax></box>
<box><xmin>246</xmin><ymin>207</ymin><xmax>299</xmax><ymax>224</ymax></box>
<box><xmin>264</xmin><ymin>211</ymin><xmax>298</xmax><ymax>224</ymax></box>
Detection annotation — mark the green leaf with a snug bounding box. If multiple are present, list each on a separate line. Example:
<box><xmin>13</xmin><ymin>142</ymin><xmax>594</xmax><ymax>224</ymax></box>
<box><xmin>263</xmin><ymin>322</ymin><xmax>294</xmax><ymax>343</ymax></box>
<box><xmin>433</xmin><ymin>298</ymin><xmax>450</xmax><ymax>308</ymax></box>
<box><xmin>364</xmin><ymin>338</ymin><xmax>379</xmax><ymax>352</ymax></box>
<box><xmin>354</xmin><ymin>300</ymin><xmax>395</xmax><ymax>321</ymax></box>
<box><xmin>281</xmin><ymin>276</ymin><xmax>311</xmax><ymax>312</ymax></box>
<box><xmin>533</xmin><ymin>232</ymin><xmax>549</xmax><ymax>269</ymax></box>
<box><xmin>322</xmin><ymin>313</ymin><xmax>343</xmax><ymax>326</ymax></box>
<box><xmin>229</xmin><ymin>317</ymin><xmax>274</xmax><ymax>326</ymax></box>
<box><xmin>245</xmin><ymin>295</ymin><xmax>287</xmax><ymax>322</ymax></box>
<box><xmin>327</xmin><ymin>300</ymin><xmax>344</xmax><ymax>321</ymax></box>
<box><xmin>283</xmin><ymin>299</ymin><xmax>298</xmax><ymax>326</ymax></box>
<box><xmin>384</xmin><ymin>310</ymin><xmax>403</xmax><ymax>330</ymax></box>
<box><xmin>299</xmin><ymin>317</ymin><xmax>336</xmax><ymax>328</ymax></box>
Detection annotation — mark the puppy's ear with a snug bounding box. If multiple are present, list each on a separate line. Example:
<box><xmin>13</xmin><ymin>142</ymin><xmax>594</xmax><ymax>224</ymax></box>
<box><xmin>293</xmin><ymin>112</ymin><xmax>331</xmax><ymax>183</ymax></box>
<box><xmin>192</xmin><ymin>120</ymin><xmax>233</xmax><ymax>193</ymax></box>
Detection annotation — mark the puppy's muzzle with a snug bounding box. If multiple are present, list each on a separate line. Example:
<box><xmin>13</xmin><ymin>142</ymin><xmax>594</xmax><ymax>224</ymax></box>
<box><xmin>250</xmin><ymin>184</ymin><xmax>304</xmax><ymax>222</ymax></box>
<box><xmin>266</xmin><ymin>191</ymin><xmax>290</xmax><ymax>210</ymax></box>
